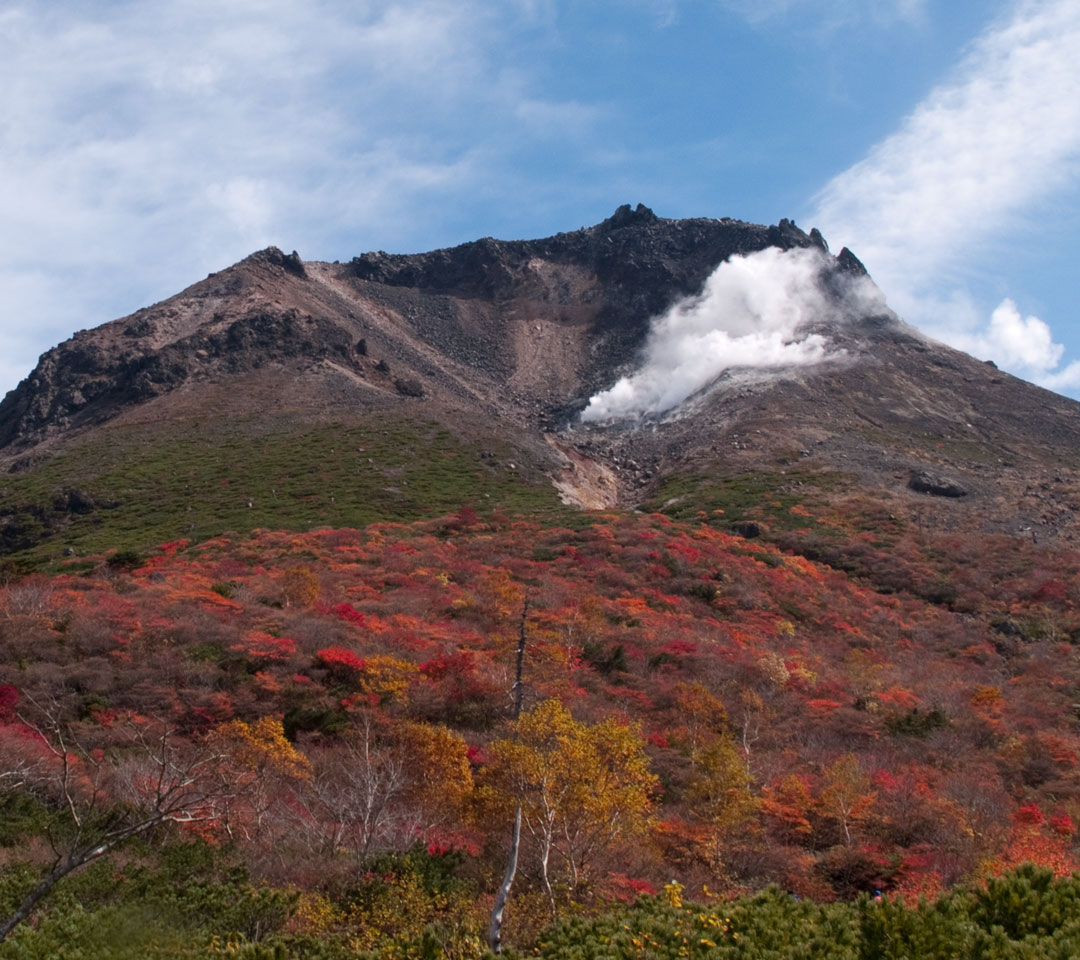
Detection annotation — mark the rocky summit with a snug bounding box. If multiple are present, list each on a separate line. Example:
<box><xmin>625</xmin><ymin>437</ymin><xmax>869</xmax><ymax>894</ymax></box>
<box><xmin>0</xmin><ymin>205</ymin><xmax>836</xmax><ymax>450</ymax></box>
<box><xmin>3</xmin><ymin>204</ymin><xmax>1080</xmax><ymax>561</ymax></box>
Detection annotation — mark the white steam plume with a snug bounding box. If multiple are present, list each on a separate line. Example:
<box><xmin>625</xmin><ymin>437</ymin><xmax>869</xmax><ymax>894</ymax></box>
<box><xmin>581</xmin><ymin>246</ymin><xmax>844</xmax><ymax>421</ymax></box>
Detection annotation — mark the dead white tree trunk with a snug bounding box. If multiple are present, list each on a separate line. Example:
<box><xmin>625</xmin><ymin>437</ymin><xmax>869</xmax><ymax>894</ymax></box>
<box><xmin>489</xmin><ymin>597</ymin><xmax>528</xmax><ymax>954</ymax></box>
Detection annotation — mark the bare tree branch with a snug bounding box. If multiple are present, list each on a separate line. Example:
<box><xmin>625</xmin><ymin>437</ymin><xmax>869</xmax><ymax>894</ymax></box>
<box><xmin>0</xmin><ymin>700</ymin><xmax>242</xmax><ymax>942</ymax></box>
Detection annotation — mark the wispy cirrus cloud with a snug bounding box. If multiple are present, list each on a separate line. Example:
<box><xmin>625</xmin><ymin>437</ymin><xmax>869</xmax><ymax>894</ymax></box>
<box><xmin>809</xmin><ymin>0</ymin><xmax>1080</xmax><ymax>389</ymax></box>
<box><xmin>623</xmin><ymin>0</ymin><xmax>929</xmax><ymax>30</ymax></box>
<box><xmin>6</xmin><ymin>0</ymin><xmax>1080</xmax><ymax>406</ymax></box>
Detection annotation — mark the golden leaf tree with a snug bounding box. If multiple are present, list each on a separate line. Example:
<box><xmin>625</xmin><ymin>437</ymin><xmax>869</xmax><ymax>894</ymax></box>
<box><xmin>821</xmin><ymin>753</ymin><xmax>875</xmax><ymax>847</ymax></box>
<box><xmin>686</xmin><ymin>733</ymin><xmax>758</xmax><ymax>872</ymax></box>
<box><xmin>482</xmin><ymin>698</ymin><xmax>656</xmax><ymax>915</ymax></box>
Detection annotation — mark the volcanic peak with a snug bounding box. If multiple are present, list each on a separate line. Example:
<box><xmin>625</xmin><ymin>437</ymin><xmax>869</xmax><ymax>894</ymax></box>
<box><xmin>0</xmin><ymin>207</ymin><xmax>856</xmax><ymax>457</ymax></box>
<box><xmin>3</xmin><ymin>206</ymin><xmax>1080</xmax><ymax>550</ymax></box>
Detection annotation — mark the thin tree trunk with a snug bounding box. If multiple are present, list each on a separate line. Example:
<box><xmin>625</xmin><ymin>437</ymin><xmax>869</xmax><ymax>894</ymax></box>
<box><xmin>0</xmin><ymin>828</ymin><xmax>143</xmax><ymax>942</ymax></box>
<box><xmin>840</xmin><ymin>800</ymin><xmax>853</xmax><ymax>846</ymax></box>
<box><xmin>511</xmin><ymin>599</ymin><xmax>527</xmax><ymax>718</ymax></box>
<box><xmin>488</xmin><ymin>597</ymin><xmax>529</xmax><ymax>954</ymax></box>
<box><xmin>0</xmin><ymin>862</ymin><xmax>67</xmax><ymax>941</ymax></box>
<box><xmin>488</xmin><ymin>807</ymin><xmax>521</xmax><ymax>954</ymax></box>
<box><xmin>741</xmin><ymin>710</ymin><xmax>758</xmax><ymax>786</ymax></box>
<box><xmin>539</xmin><ymin>829</ymin><xmax>556</xmax><ymax>919</ymax></box>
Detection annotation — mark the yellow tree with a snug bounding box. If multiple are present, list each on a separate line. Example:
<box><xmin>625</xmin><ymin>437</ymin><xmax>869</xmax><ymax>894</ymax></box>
<box><xmin>821</xmin><ymin>753</ymin><xmax>875</xmax><ymax>847</ymax></box>
<box><xmin>477</xmin><ymin>569</ymin><xmax>526</xmax><ymax>625</ymax></box>
<box><xmin>483</xmin><ymin>699</ymin><xmax>656</xmax><ymax>915</ymax></box>
<box><xmin>398</xmin><ymin>721</ymin><xmax>474</xmax><ymax>841</ymax></box>
<box><xmin>209</xmin><ymin>716</ymin><xmax>311</xmax><ymax>840</ymax></box>
<box><xmin>280</xmin><ymin>565</ymin><xmax>320</xmax><ymax>607</ymax></box>
<box><xmin>671</xmin><ymin>680</ymin><xmax>728</xmax><ymax>762</ymax></box>
<box><xmin>685</xmin><ymin>734</ymin><xmax>757</xmax><ymax>873</ymax></box>
<box><xmin>338</xmin><ymin>654</ymin><xmax>416</xmax><ymax>709</ymax></box>
<box><xmin>560</xmin><ymin>712</ymin><xmax>657</xmax><ymax>890</ymax></box>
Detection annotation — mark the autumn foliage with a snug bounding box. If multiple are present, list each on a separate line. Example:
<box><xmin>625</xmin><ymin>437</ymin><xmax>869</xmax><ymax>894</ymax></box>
<box><xmin>2</xmin><ymin>505</ymin><xmax>1080</xmax><ymax>951</ymax></box>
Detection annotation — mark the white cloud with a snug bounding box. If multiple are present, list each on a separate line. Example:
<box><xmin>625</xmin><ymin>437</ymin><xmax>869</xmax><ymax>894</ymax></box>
<box><xmin>618</xmin><ymin>0</ymin><xmax>681</xmax><ymax>27</ymax></box>
<box><xmin>1038</xmin><ymin>362</ymin><xmax>1080</xmax><ymax>391</ymax></box>
<box><xmin>514</xmin><ymin>98</ymin><xmax>600</xmax><ymax>137</ymax></box>
<box><xmin>939</xmin><ymin>297</ymin><xmax>1058</xmax><ymax>368</ymax></box>
<box><xmin>814</xmin><ymin>0</ymin><xmax>1080</xmax><ymax>280</ymax></box>
<box><xmin>809</xmin><ymin>0</ymin><xmax>1080</xmax><ymax>386</ymax></box>
<box><xmin>981</xmin><ymin>299</ymin><xmax>1062</xmax><ymax>372</ymax></box>
<box><xmin>582</xmin><ymin>247</ymin><xmax>842</xmax><ymax>420</ymax></box>
<box><xmin>205</xmin><ymin>177</ymin><xmax>275</xmax><ymax>241</ymax></box>
<box><xmin>922</xmin><ymin>297</ymin><xmax>1080</xmax><ymax>391</ymax></box>
<box><xmin>0</xmin><ymin>0</ymin><xmax>595</xmax><ymax>397</ymax></box>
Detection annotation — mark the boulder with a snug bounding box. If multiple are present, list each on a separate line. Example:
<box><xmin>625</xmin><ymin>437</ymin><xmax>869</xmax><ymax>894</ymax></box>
<box><xmin>908</xmin><ymin>471</ymin><xmax>967</xmax><ymax>498</ymax></box>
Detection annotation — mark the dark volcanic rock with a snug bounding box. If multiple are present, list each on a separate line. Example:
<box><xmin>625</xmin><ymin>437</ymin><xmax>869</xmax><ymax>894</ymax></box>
<box><xmin>53</xmin><ymin>488</ymin><xmax>96</xmax><ymax>514</ymax></box>
<box><xmin>730</xmin><ymin>521</ymin><xmax>762</xmax><ymax>539</ymax></box>
<box><xmin>246</xmin><ymin>246</ymin><xmax>308</xmax><ymax>279</ymax></box>
<box><xmin>0</xmin><ymin>307</ymin><xmax>359</xmax><ymax>450</ymax></box>
<box><xmin>350</xmin><ymin>207</ymin><xmax>814</xmax><ymax>318</ymax></box>
<box><xmin>0</xmin><ymin>490</ymin><xmax>107</xmax><ymax>551</ymax></box>
<box><xmin>123</xmin><ymin>317</ymin><xmax>155</xmax><ymax>338</ymax></box>
<box><xmin>991</xmin><ymin>618</ymin><xmax>1024</xmax><ymax>637</ymax></box>
<box><xmin>836</xmin><ymin>247</ymin><xmax>869</xmax><ymax>276</ymax></box>
<box><xmin>908</xmin><ymin>472</ymin><xmax>968</xmax><ymax>498</ymax></box>
<box><xmin>393</xmin><ymin>377</ymin><xmax>424</xmax><ymax>398</ymax></box>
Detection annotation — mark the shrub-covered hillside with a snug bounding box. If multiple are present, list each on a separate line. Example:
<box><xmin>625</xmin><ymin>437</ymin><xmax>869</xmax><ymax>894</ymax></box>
<box><xmin>1</xmin><ymin>504</ymin><xmax>1080</xmax><ymax>954</ymax></box>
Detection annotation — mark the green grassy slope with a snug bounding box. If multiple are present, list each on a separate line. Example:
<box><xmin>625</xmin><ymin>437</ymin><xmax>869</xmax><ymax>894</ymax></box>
<box><xmin>0</xmin><ymin>414</ymin><xmax>569</xmax><ymax>568</ymax></box>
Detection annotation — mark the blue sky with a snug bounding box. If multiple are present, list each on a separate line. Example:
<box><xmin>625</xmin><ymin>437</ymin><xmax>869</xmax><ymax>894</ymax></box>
<box><xmin>2</xmin><ymin>0</ymin><xmax>1079</xmax><ymax>398</ymax></box>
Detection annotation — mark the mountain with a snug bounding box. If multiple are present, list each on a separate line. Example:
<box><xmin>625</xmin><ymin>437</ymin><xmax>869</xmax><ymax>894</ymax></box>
<box><xmin>2</xmin><ymin>204</ymin><xmax>1080</xmax><ymax>570</ymax></box>
<box><xmin>3</xmin><ymin>203</ymin><xmax>1080</xmax><ymax>565</ymax></box>
<box><xmin>4</xmin><ymin>207</ymin><xmax>1080</xmax><ymax>953</ymax></box>
<box><xmin>0</xmin><ymin>204</ymin><xmax>806</xmax><ymax>453</ymax></box>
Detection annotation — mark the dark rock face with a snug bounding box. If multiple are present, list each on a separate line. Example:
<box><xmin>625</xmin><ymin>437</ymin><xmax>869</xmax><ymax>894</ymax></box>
<box><xmin>53</xmin><ymin>488</ymin><xmax>96</xmax><ymax>514</ymax></box>
<box><xmin>730</xmin><ymin>521</ymin><xmax>762</xmax><ymax>539</ymax></box>
<box><xmin>393</xmin><ymin>378</ymin><xmax>424</xmax><ymax>398</ymax></box>
<box><xmin>836</xmin><ymin>247</ymin><xmax>868</xmax><ymax>276</ymax></box>
<box><xmin>0</xmin><ymin>307</ymin><xmax>358</xmax><ymax>449</ymax></box>
<box><xmin>992</xmin><ymin>618</ymin><xmax>1024</xmax><ymax>637</ymax></box>
<box><xmin>123</xmin><ymin>317</ymin><xmax>155</xmax><ymax>338</ymax></box>
<box><xmin>350</xmin><ymin>206</ymin><xmax>814</xmax><ymax>316</ymax></box>
<box><xmin>908</xmin><ymin>472</ymin><xmax>968</xmax><ymax>498</ymax></box>
<box><xmin>247</xmin><ymin>246</ymin><xmax>308</xmax><ymax>279</ymax></box>
<box><xmin>217</xmin><ymin>310</ymin><xmax>352</xmax><ymax>365</ymax></box>
<box><xmin>0</xmin><ymin>488</ymin><xmax>112</xmax><ymax>551</ymax></box>
<box><xmin>2</xmin><ymin>204</ymin><xmax>848</xmax><ymax>457</ymax></box>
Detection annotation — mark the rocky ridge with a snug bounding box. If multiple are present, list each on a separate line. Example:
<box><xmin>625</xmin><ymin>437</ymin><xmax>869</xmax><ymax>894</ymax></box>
<box><xmin>0</xmin><ymin>205</ymin><xmax>854</xmax><ymax>454</ymax></box>
<box><xmin>3</xmin><ymin>204</ymin><xmax>1080</xmax><ymax>546</ymax></box>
